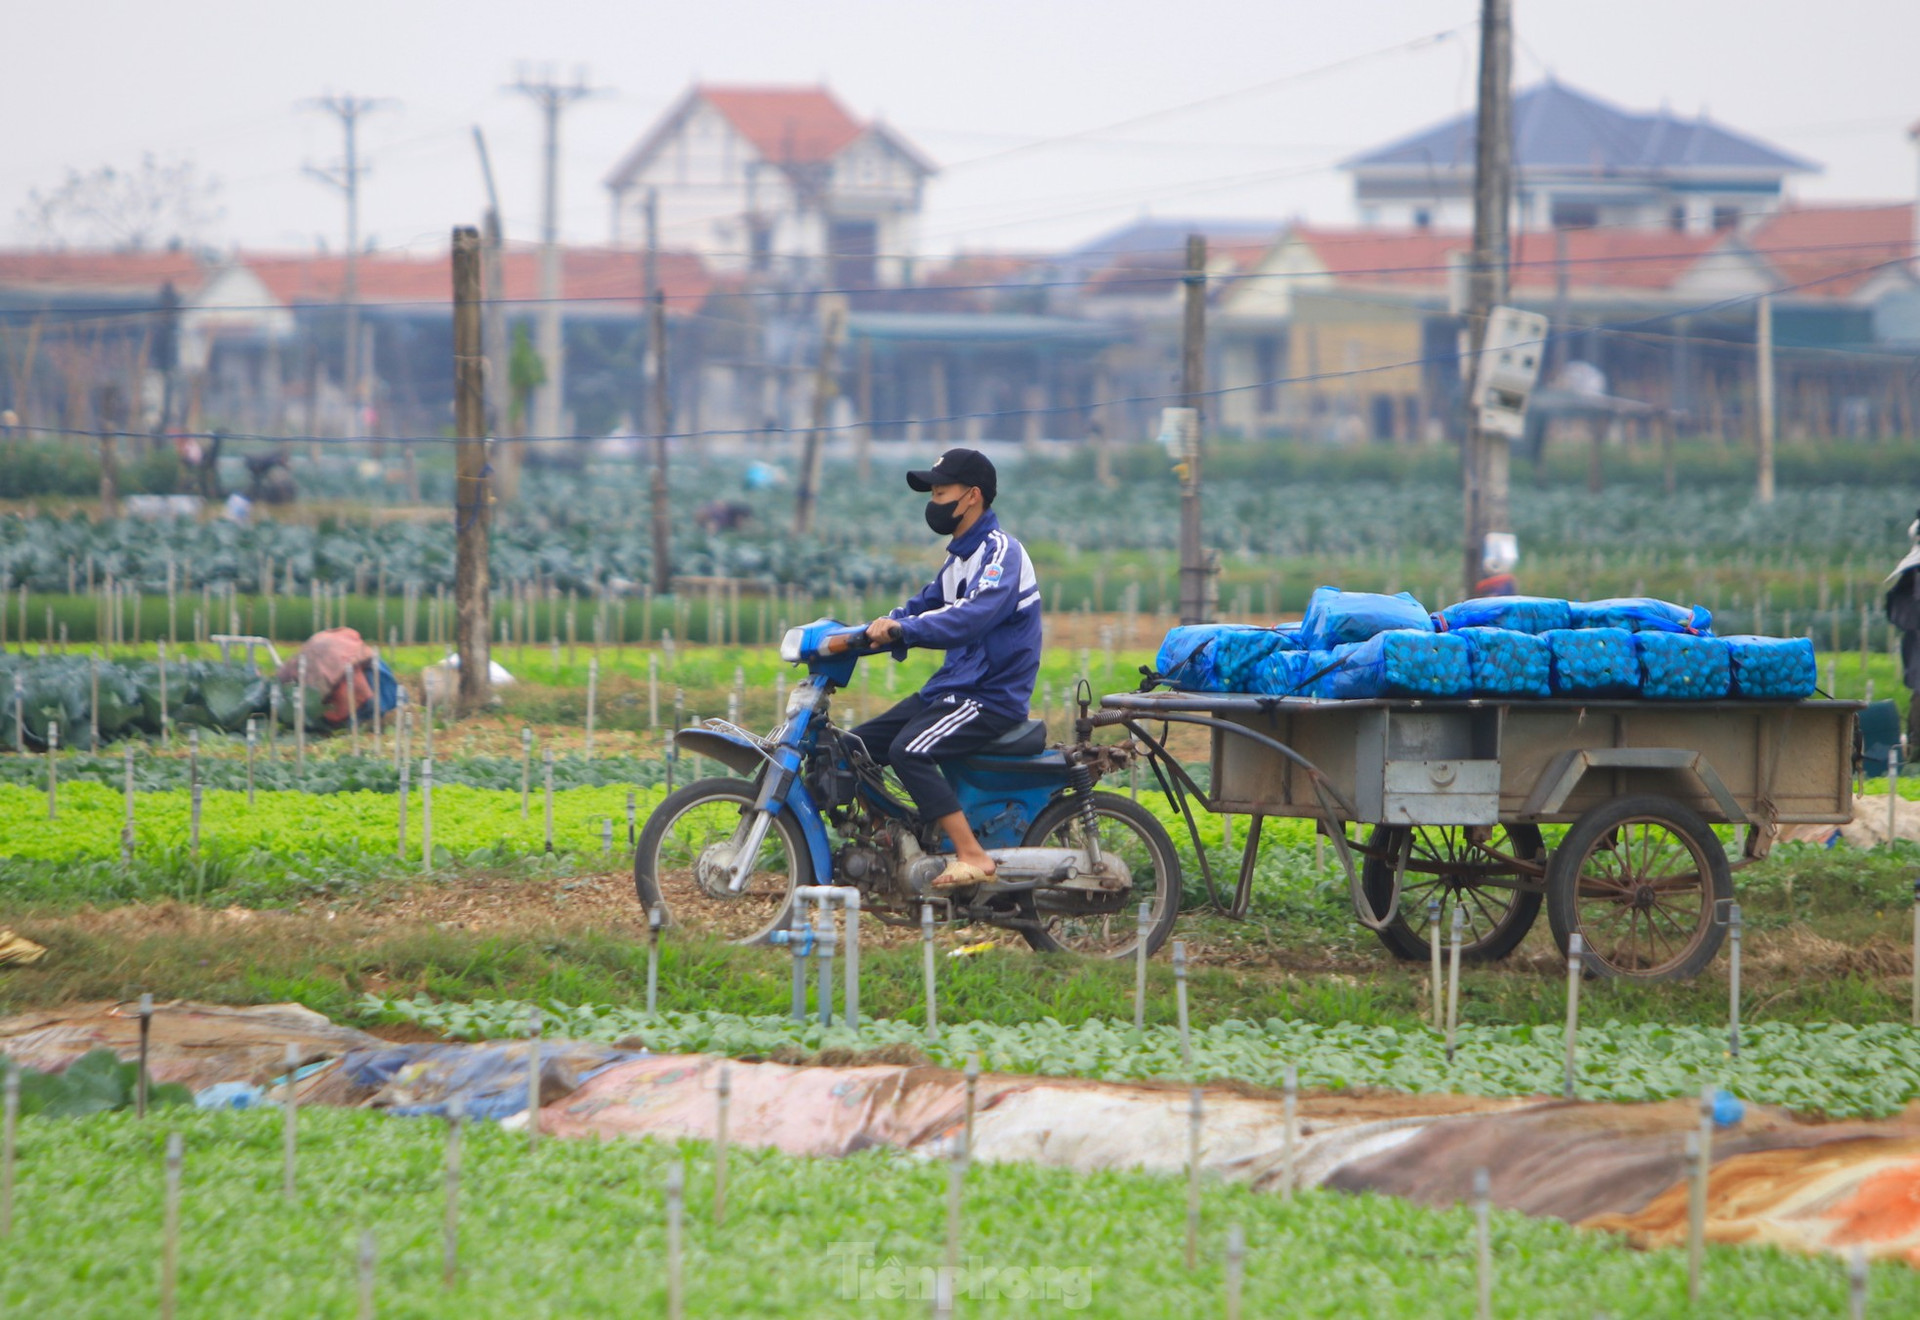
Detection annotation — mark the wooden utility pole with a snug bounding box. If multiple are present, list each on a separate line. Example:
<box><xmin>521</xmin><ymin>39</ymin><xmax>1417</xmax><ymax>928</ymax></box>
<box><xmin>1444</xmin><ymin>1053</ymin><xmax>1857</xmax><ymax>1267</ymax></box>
<box><xmin>793</xmin><ymin>305</ymin><xmax>846</xmax><ymax>536</ymax></box>
<box><xmin>1461</xmin><ymin>0</ymin><xmax>1514</xmax><ymax>594</ymax></box>
<box><xmin>1756</xmin><ymin>293</ymin><xmax>1776</xmax><ymax>504</ymax></box>
<box><xmin>649</xmin><ymin>290</ymin><xmax>672</xmax><ymax>594</ymax></box>
<box><xmin>472</xmin><ymin>126</ymin><xmax>514</xmax><ymax>499</ymax></box>
<box><xmin>1177</xmin><ymin>233</ymin><xmax>1212</xmax><ymax>624</ymax></box>
<box><xmin>511</xmin><ymin>72</ymin><xmax>600</xmax><ymax>440</ymax></box>
<box><xmin>451</xmin><ymin>227</ymin><xmax>492</xmax><ymax>711</ymax></box>
<box><xmin>304</xmin><ymin>94</ymin><xmax>391</xmax><ymax>438</ymax></box>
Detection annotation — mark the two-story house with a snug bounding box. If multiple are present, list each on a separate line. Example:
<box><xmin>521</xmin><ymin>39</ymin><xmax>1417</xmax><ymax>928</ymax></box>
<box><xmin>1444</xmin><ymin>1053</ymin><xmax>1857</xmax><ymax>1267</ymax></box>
<box><xmin>604</xmin><ymin>84</ymin><xmax>935</xmax><ymax>288</ymax></box>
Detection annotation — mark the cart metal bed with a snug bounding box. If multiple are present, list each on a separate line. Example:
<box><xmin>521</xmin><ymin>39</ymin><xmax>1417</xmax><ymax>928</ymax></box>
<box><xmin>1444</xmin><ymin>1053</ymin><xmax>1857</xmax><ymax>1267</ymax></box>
<box><xmin>1095</xmin><ymin>691</ymin><xmax>1860</xmax><ymax>982</ymax></box>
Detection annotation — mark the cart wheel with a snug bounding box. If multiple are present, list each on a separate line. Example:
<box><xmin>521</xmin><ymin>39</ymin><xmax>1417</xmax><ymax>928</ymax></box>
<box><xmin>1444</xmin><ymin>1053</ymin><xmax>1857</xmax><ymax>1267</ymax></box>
<box><xmin>1545</xmin><ymin>794</ymin><xmax>1731</xmax><ymax>982</ymax></box>
<box><xmin>1360</xmin><ymin>824</ymin><xmax>1544</xmax><ymax>963</ymax></box>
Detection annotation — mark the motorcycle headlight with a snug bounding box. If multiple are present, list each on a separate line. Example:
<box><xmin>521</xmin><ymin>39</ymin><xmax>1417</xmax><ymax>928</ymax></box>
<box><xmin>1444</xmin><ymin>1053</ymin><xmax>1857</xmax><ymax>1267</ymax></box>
<box><xmin>779</xmin><ymin>627</ymin><xmax>806</xmax><ymax>663</ymax></box>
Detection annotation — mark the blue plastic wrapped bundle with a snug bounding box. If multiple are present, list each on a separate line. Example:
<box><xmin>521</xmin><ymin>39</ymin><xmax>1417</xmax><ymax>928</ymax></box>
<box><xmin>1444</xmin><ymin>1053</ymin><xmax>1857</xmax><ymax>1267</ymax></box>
<box><xmin>1637</xmin><ymin>632</ymin><xmax>1732</xmax><ymax>700</ymax></box>
<box><xmin>1722</xmin><ymin>635</ymin><xmax>1817</xmax><ymax>700</ymax></box>
<box><xmin>1299</xmin><ymin>586</ymin><xmax>1432</xmax><ymax>650</ymax></box>
<box><xmin>1154</xmin><ymin>625</ymin><xmax>1222</xmax><ymax>691</ymax></box>
<box><xmin>1213</xmin><ymin>627</ymin><xmax>1301</xmax><ymax>692</ymax></box>
<box><xmin>1544</xmin><ymin>627</ymin><xmax>1640</xmax><ymax>696</ymax></box>
<box><xmin>1436</xmin><ymin>595</ymin><xmax>1572</xmax><ymax>635</ymax></box>
<box><xmin>1457</xmin><ymin>627</ymin><xmax>1552</xmax><ymax>697</ymax></box>
<box><xmin>1569</xmin><ymin>597</ymin><xmax>1713</xmax><ymax>635</ymax></box>
<box><xmin>1313</xmin><ymin>629</ymin><xmax>1471</xmax><ymax>700</ymax></box>
<box><xmin>1252</xmin><ymin>648</ymin><xmax>1318</xmax><ymax>697</ymax></box>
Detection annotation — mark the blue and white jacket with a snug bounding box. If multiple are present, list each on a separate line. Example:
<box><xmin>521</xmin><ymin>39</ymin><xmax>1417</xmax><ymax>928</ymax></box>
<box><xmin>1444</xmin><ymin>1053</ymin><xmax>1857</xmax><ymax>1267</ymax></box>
<box><xmin>888</xmin><ymin>510</ymin><xmax>1042</xmax><ymax>721</ymax></box>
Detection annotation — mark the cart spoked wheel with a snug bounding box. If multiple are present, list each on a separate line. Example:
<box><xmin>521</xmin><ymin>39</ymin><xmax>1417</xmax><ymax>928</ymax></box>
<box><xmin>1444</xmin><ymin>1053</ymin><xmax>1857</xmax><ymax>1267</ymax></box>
<box><xmin>1545</xmin><ymin>794</ymin><xmax>1731</xmax><ymax>982</ymax></box>
<box><xmin>1359</xmin><ymin>824</ymin><xmax>1544</xmax><ymax>963</ymax></box>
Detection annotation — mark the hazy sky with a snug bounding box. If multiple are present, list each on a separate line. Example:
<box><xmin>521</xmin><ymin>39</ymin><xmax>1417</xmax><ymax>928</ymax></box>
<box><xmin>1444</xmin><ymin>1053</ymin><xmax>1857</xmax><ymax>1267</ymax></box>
<box><xmin>5</xmin><ymin>0</ymin><xmax>1917</xmax><ymax>258</ymax></box>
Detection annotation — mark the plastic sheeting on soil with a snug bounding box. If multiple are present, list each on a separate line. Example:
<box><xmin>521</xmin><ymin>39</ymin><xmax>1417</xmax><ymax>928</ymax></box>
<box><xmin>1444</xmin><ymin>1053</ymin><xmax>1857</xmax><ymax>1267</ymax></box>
<box><xmin>0</xmin><ymin>1000</ymin><xmax>383</xmax><ymax>1091</ymax></box>
<box><xmin>341</xmin><ymin>1041</ymin><xmax>642</xmax><ymax>1121</ymax></box>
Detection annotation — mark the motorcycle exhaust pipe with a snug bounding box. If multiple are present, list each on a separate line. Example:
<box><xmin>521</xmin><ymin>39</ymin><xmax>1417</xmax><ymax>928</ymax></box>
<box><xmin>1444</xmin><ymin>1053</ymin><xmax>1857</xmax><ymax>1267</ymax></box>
<box><xmin>905</xmin><ymin>848</ymin><xmax>1093</xmax><ymax>895</ymax></box>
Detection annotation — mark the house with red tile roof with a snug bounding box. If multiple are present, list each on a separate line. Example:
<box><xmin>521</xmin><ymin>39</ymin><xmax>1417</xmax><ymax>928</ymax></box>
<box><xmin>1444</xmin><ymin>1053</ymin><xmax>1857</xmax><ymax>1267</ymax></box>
<box><xmin>603</xmin><ymin>84</ymin><xmax>935</xmax><ymax>288</ymax></box>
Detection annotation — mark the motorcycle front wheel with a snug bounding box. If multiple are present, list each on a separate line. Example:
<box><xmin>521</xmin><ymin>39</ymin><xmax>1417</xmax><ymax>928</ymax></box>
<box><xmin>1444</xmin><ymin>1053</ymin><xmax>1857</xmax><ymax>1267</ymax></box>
<box><xmin>634</xmin><ymin>777</ymin><xmax>811</xmax><ymax>945</ymax></box>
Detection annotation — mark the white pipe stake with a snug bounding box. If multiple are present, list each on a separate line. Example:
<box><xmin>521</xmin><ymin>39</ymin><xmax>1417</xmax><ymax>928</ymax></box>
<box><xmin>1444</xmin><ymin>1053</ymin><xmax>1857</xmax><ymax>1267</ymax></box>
<box><xmin>356</xmin><ymin>1228</ymin><xmax>375</xmax><ymax>1320</ymax></box>
<box><xmin>714</xmin><ymin>1064</ymin><xmax>730</xmax><ymax>1226</ymax></box>
<box><xmin>1473</xmin><ymin>1167</ymin><xmax>1492</xmax><ymax>1320</ymax></box>
<box><xmin>161</xmin><ymin>1132</ymin><xmax>182</xmax><ymax>1320</ymax></box>
<box><xmin>443</xmin><ymin>1096</ymin><xmax>463</xmax><ymax>1289</ymax></box>
<box><xmin>1186</xmin><ymin>1085</ymin><xmax>1203</xmax><ymax>1270</ymax></box>
<box><xmin>1564</xmin><ymin>932</ymin><xmax>1584</xmax><ymax>1098</ymax></box>
<box><xmin>1224</xmin><ymin>1223</ymin><xmax>1245</xmax><ymax>1320</ymax></box>
<box><xmin>1428</xmin><ymin>899</ymin><xmax>1443</xmax><ymax>1032</ymax></box>
<box><xmin>1281</xmin><ymin>1063</ymin><xmax>1298</xmax><ymax>1202</ymax></box>
<box><xmin>525</xmin><ymin>1007</ymin><xmax>542</xmax><ymax>1151</ymax></box>
<box><xmin>1848</xmin><ymin>1244</ymin><xmax>1868</xmax><ymax>1320</ymax></box>
<box><xmin>1133</xmin><ymin>900</ymin><xmax>1151</xmax><ymax>1032</ymax></box>
<box><xmin>1728</xmin><ymin>903</ymin><xmax>1743</xmax><ymax>1058</ymax></box>
<box><xmin>1172</xmin><ymin>940</ymin><xmax>1192</xmax><ymax>1069</ymax></box>
<box><xmin>922</xmin><ymin>903</ymin><xmax>938</xmax><ymax>1041</ymax></box>
<box><xmin>1445</xmin><ymin>907</ymin><xmax>1465</xmax><ymax>1063</ymax></box>
<box><xmin>281</xmin><ymin>1042</ymin><xmax>299</xmax><ymax>1200</ymax></box>
<box><xmin>665</xmin><ymin>1160</ymin><xmax>686</xmax><ymax>1320</ymax></box>
<box><xmin>963</xmin><ymin>1055</ymin><xmax>981</xmax><ymax>1156</ymax></box>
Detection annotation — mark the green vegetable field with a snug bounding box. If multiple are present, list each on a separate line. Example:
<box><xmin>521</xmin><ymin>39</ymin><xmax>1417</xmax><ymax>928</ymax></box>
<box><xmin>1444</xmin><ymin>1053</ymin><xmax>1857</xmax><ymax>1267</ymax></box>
<box><xmin>1</xmin><ymin>1109</ymin><xmax>1912</xmax><ymax>1317</ymax></box>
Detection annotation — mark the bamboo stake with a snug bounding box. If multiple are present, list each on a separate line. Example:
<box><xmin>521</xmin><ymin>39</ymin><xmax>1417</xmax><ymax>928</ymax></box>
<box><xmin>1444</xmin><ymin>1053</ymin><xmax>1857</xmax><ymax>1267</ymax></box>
<box><xmin>1564</xmin><ymin>932</ymin><xmax>1584</xmax><ymax>1098</ymax></box>
<box><xmin>1428</xmin><ymin>899</ymin><xmax>1443</xmax><ymax>1031</ymax></box>
<box><xmin>713</xmin><ymin>1063</ymin><xmax>730</xmax><ymax>1226</ymax></box>
<box><xmin>1281</xmin><ymin>1063</ymin><xmax>1298</xmax><ymax>1201</ymax></box>
<box><xmin>665</xmin><ymin>1160</ymin><xmax>686</xmax><ymax>1320</ymax></box>
<box><xmin>1172</xmin><ymin>940</ymin><xmax>1192</xmax><ymax>1068</ymax></box>
<box><xmin>443</xmin><ymin>1096</ymin><xmax>464</xmax><ymax>1288</ymax></box>
<box><xmin>1445</xmin><ymin>907</ymin><xmax>1465</xmax><ymax>1063</ymax></box>
<box><xmin>161</xmin><ymin>1132</ymin><xmax>182</xmax><ymax>1320</ymax></box>
<box><xmin>2</xmin><ymin>1062</ymin><xmax>17</xmax><ymax>1239</ymax></box>
<box><xmin>282</xmin><ymin>1042</ymin><xmax>299</xmax><ymax>1200</ymax></box>
<box><xmin>1133</xmin><ymin>901</ymin><xmax>1151</xmax><ymax>1032</ymax></box>
<box><xmin>1473</xmin><ymin>1167</ymin><xmax>1492</xmax><ymax>1320</ymax></box>
<box><xmin>525</xmin><ymin>1007</ymin><xmax>542</xmax><ymax>1150</ymax></box>
<box><xmin>922</xmin><ymin>902</ymin><xmax>938</xmax><ymax>1042</ymax></box>
<box><xmin>137</xmin><ymin>993</ymin><xmax>152</xmax><ymax>1117</ymax></box>
<box><xmin>1185</xmin><ymin>1086</ymin><xmax>1203</xmax><ymax>1269</ymax></box>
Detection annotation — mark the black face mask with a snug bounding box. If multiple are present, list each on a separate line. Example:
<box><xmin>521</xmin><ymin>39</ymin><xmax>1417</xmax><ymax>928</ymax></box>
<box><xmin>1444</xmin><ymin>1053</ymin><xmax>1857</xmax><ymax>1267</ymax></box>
<box><xmin>924</xmin><ymin>497</ymin><xmax>963</xmax><ymax>536</ymax></box>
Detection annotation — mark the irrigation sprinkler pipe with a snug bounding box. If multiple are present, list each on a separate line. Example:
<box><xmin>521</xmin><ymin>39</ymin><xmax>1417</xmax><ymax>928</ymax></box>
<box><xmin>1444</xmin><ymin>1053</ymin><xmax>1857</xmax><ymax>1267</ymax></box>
<box><xmin>793</xmin><ymin>886</ymin><xmax>863</xmax><ymax>1029</ymax></box>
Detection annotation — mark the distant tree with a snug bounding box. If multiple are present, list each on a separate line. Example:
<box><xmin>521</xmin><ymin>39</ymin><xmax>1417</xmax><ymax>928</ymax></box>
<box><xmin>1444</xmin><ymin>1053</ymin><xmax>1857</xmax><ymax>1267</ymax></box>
<box><xmin>18</xmin><ymin>154</ymin><xmax>223</xmax><ymax>251</ymax></box>
<box><xmin>508</xmin><ymin>322</ymin><xmax>546</xmax><ymax>437</ymax></box>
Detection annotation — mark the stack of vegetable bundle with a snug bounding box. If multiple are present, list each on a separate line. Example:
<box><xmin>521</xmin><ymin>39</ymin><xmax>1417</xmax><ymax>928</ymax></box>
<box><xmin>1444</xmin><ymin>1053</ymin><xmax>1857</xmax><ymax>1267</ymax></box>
<box><xmin>1155</xmin><ymin>585</ymin><xmax>1817</xmax><ymax>702</ymax></box>
<box><xmin>1724</xmin><ymin>635</ymin><xmax>1818</xmax><ymax>699</ymax></box>
<box><xmin>1456</xmin><ymin>626</ymin><xmax>1552</xmax><ymax>697</ymax></box>
<box><xmin>1315</xmin><ymin>630</ymin><xmax>1470</xmax><ymax>700</ymax></box>
<box><xmin>1637</xmin><ymin>632</ymin><xmax>1732</xmax><ymax>700</ymax></box>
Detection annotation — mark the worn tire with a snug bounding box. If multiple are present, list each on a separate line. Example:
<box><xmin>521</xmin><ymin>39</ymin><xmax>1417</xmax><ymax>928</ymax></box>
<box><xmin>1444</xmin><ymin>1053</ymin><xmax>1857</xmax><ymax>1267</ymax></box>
<box><xmin>634</xmin><ymin>776</ymin><xmax>811</xmax><ymax>945</ymax></box>
<box><xmin>1019</xmin><ymin>792</ymin><xmax>1181</xmax><ymax>958</ymax></box>
<box><xmin>1545</xmin><ymin>794</ymin><xmax>1731</xmax><ymax>982</ymax></box>
<box><xmin>1360</xmin><ymin>824</ymin><xmax>1544</xmax><ymax>963</ymax></box>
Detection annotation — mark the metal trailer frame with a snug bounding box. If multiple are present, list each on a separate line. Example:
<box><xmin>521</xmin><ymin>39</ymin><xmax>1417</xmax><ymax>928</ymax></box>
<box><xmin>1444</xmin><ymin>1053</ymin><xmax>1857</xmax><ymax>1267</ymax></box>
<box><xmin>1095</xmin><ymin>691</ymin><xmax>1860</xmax><ymax>981</ymax></box>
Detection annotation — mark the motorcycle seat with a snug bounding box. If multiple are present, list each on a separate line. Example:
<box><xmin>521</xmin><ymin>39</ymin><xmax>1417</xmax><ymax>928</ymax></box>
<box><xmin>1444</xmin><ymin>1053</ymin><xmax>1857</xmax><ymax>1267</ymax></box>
<box><xmin>975</xmin><ymin>718</ymin><xmax>1047</xmax><ymax>758</ymax></box>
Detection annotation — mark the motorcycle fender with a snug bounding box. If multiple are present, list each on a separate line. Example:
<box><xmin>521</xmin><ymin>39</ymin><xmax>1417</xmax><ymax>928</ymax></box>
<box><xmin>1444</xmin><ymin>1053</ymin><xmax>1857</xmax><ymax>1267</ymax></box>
<box><xmin>671</xmin><ymin>728</ymin><xmax>832</xmax><ymax>886</ymax></box>
<box><xmin>673</xmin><ymin>728</ymin><xmax>765</xmax><ymax>778</ymax></box>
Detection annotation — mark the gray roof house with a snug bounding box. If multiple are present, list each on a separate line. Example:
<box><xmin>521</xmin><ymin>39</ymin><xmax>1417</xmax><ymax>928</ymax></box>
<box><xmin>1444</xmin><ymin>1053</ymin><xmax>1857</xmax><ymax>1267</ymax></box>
<box><xmin>1343</xmin><ymin>79</ymin><xmax>1817</xmax><ymax>235</ymax></box>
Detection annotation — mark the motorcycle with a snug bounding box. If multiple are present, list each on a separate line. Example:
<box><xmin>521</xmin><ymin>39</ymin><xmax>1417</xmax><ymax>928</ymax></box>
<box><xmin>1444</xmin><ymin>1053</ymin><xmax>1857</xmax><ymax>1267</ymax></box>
<box><xmin>634</xmin><ymin>619</ymin><xmax>1182</xmax><ymax>958</ymax></box>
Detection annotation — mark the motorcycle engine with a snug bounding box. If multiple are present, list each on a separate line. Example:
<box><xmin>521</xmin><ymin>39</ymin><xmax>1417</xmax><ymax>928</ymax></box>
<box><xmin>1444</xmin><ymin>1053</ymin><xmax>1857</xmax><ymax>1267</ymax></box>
<box><xmin>833</xmin><ymin>842</ymin><xmax>887</xmax><ymax>885</ymax></box>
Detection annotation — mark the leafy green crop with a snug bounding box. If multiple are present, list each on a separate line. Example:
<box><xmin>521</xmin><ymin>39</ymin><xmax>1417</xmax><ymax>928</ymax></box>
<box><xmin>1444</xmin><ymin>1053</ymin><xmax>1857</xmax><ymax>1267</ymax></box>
<box><xmin>0</xmin><ymin>1106</ymin><xmax>1912</xmax><ymax>1316</ymax></box>
<box><xmin>364</xmin><ymin>998</ymin><xmax>1920</xmax><ymax>1120</ymax></box>
<box><xmin>4</xmin><ymin>1048</ymin><xmax>191</xmax><ymax>1117</ymax></box>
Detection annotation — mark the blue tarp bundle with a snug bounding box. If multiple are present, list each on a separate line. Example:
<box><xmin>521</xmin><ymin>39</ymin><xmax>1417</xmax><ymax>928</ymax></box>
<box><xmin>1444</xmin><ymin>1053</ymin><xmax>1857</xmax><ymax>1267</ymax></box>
<box><xmin>1724</xmin><ymin>635</ymin><xmax>1818</xmax><ymax>700</ymax></box>
<box><xmin>1214</xmin><ymin>627</ymin><xmax>1301</xmax><ymax>692</ymax></box>
<box><xmin>1637</xmin><ymin>632</ymin><xmax>1732</xmax><ymax>700</ymax></box>
<box><xmin>1436</xmin><ymin>596</ymin><xmax>1573</xmax><ymax>635</ymax></box>
<box><xmin>1155</xmin><ymin>625</ymin><xmax>1300</xmax><ymax>692</ymax></box>
<box><xmin>1457</xmin><ymin>627</ymin><xmax>1552</xmax><ymax>697</ymax></box>
<box><xmin>1299</xmin><ymin>587</ymin><xmax>1433</xmax><ymax>650</ymax></box>
<box><xmin>1568</xmin><ymin>597</ymin><xmax>1713</xmax><ymax>635</ymax></box>
<box><xmin>1545</xmin><ymin>627</ymin><xmax>1640</xmax><ymax>696</ymax></box>
<box><xmin>1252</xmin><ymin>648</ymin><xmax>1318</xmax><ymax>697</ymax></box>
<box><xmin>1154</xmin><ymin>626</ymin><xmax>1225</xmax><ymax>692</ymax></box>
<box><xmin>1314</xmin><ymin>630</ymin><xmax>1471</xmax><ymax>700</ymax></box>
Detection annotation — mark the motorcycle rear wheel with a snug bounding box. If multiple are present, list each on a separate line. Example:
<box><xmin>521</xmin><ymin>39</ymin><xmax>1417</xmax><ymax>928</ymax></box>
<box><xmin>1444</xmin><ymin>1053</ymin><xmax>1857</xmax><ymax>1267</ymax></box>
<box><xmin>1018</xmin><ymin>792</ymin><xmax>1181</xmax><ymax>959</ymax></box>
<box><xmin>634</xmin><ymin>777</ymin><xmax>811</xmax><ymax>945</ymax></box>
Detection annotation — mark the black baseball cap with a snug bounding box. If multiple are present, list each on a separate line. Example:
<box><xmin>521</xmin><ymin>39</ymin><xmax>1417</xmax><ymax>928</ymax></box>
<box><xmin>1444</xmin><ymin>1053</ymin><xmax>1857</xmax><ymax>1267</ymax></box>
<box><xmin>906</xmin><ymin>447</ymin><xmax>996</xmax><ymax>505</ymax></box>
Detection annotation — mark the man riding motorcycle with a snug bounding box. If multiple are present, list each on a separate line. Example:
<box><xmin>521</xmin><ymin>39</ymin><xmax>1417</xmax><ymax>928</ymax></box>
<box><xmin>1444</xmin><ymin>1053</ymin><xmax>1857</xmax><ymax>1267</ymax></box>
<box><xmin>853</xmin><ymin>448</ymin><xmax>1042</xmax><ymax>889</ymax></box>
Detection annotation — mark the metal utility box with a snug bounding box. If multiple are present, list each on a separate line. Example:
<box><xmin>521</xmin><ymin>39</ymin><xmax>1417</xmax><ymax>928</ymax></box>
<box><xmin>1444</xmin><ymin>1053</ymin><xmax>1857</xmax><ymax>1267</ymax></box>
<box><xmin>1354</xmin><ymin>707</ymin><xmax>1501</xmax><ymax>824</ymax></box>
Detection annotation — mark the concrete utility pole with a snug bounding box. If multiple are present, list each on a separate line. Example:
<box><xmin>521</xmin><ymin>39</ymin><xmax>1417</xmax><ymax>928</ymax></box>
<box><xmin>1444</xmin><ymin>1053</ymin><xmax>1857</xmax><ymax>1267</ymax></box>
<box><xmin>471</xmin><ymin>127</ymin><xmax>513</xmax><ymax>496</ymax></box>
<box><xmin>1177</xmin><ymin>233</ymin><xmax>1212</xmax><ymax>625</ymax></box>
<box><xmin>511</xmin><ymin>70</ymin><xmax>600</xmax><ymax>441</ymax></box>
<box><xmin>1756</xmin><ymin>293</ymin><xmax>1776</xmax><ymax>504</ymax></box>
<box><xmin>1461</xmin><ymin>0</ymin><xmax>1514</xmax><ymax>595</ymax></box>
<box><xmin>793</xmin><ymin>305</ymin><xmax>846</xmax><ymax>536</ymax></box>
<box><xmin>649</xmin><ymin>290</ymin><xmax>673</xmax><ymax>594</ymax></box>
<box><xmin>304</xmin><ymin>94</ymin><xmax>392</xmax><ymax>437</ymax></box>
<box><xmin>451</xmin><ymin>227</ymin><xmax>492</xmax><ymax>711</ymax></box>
